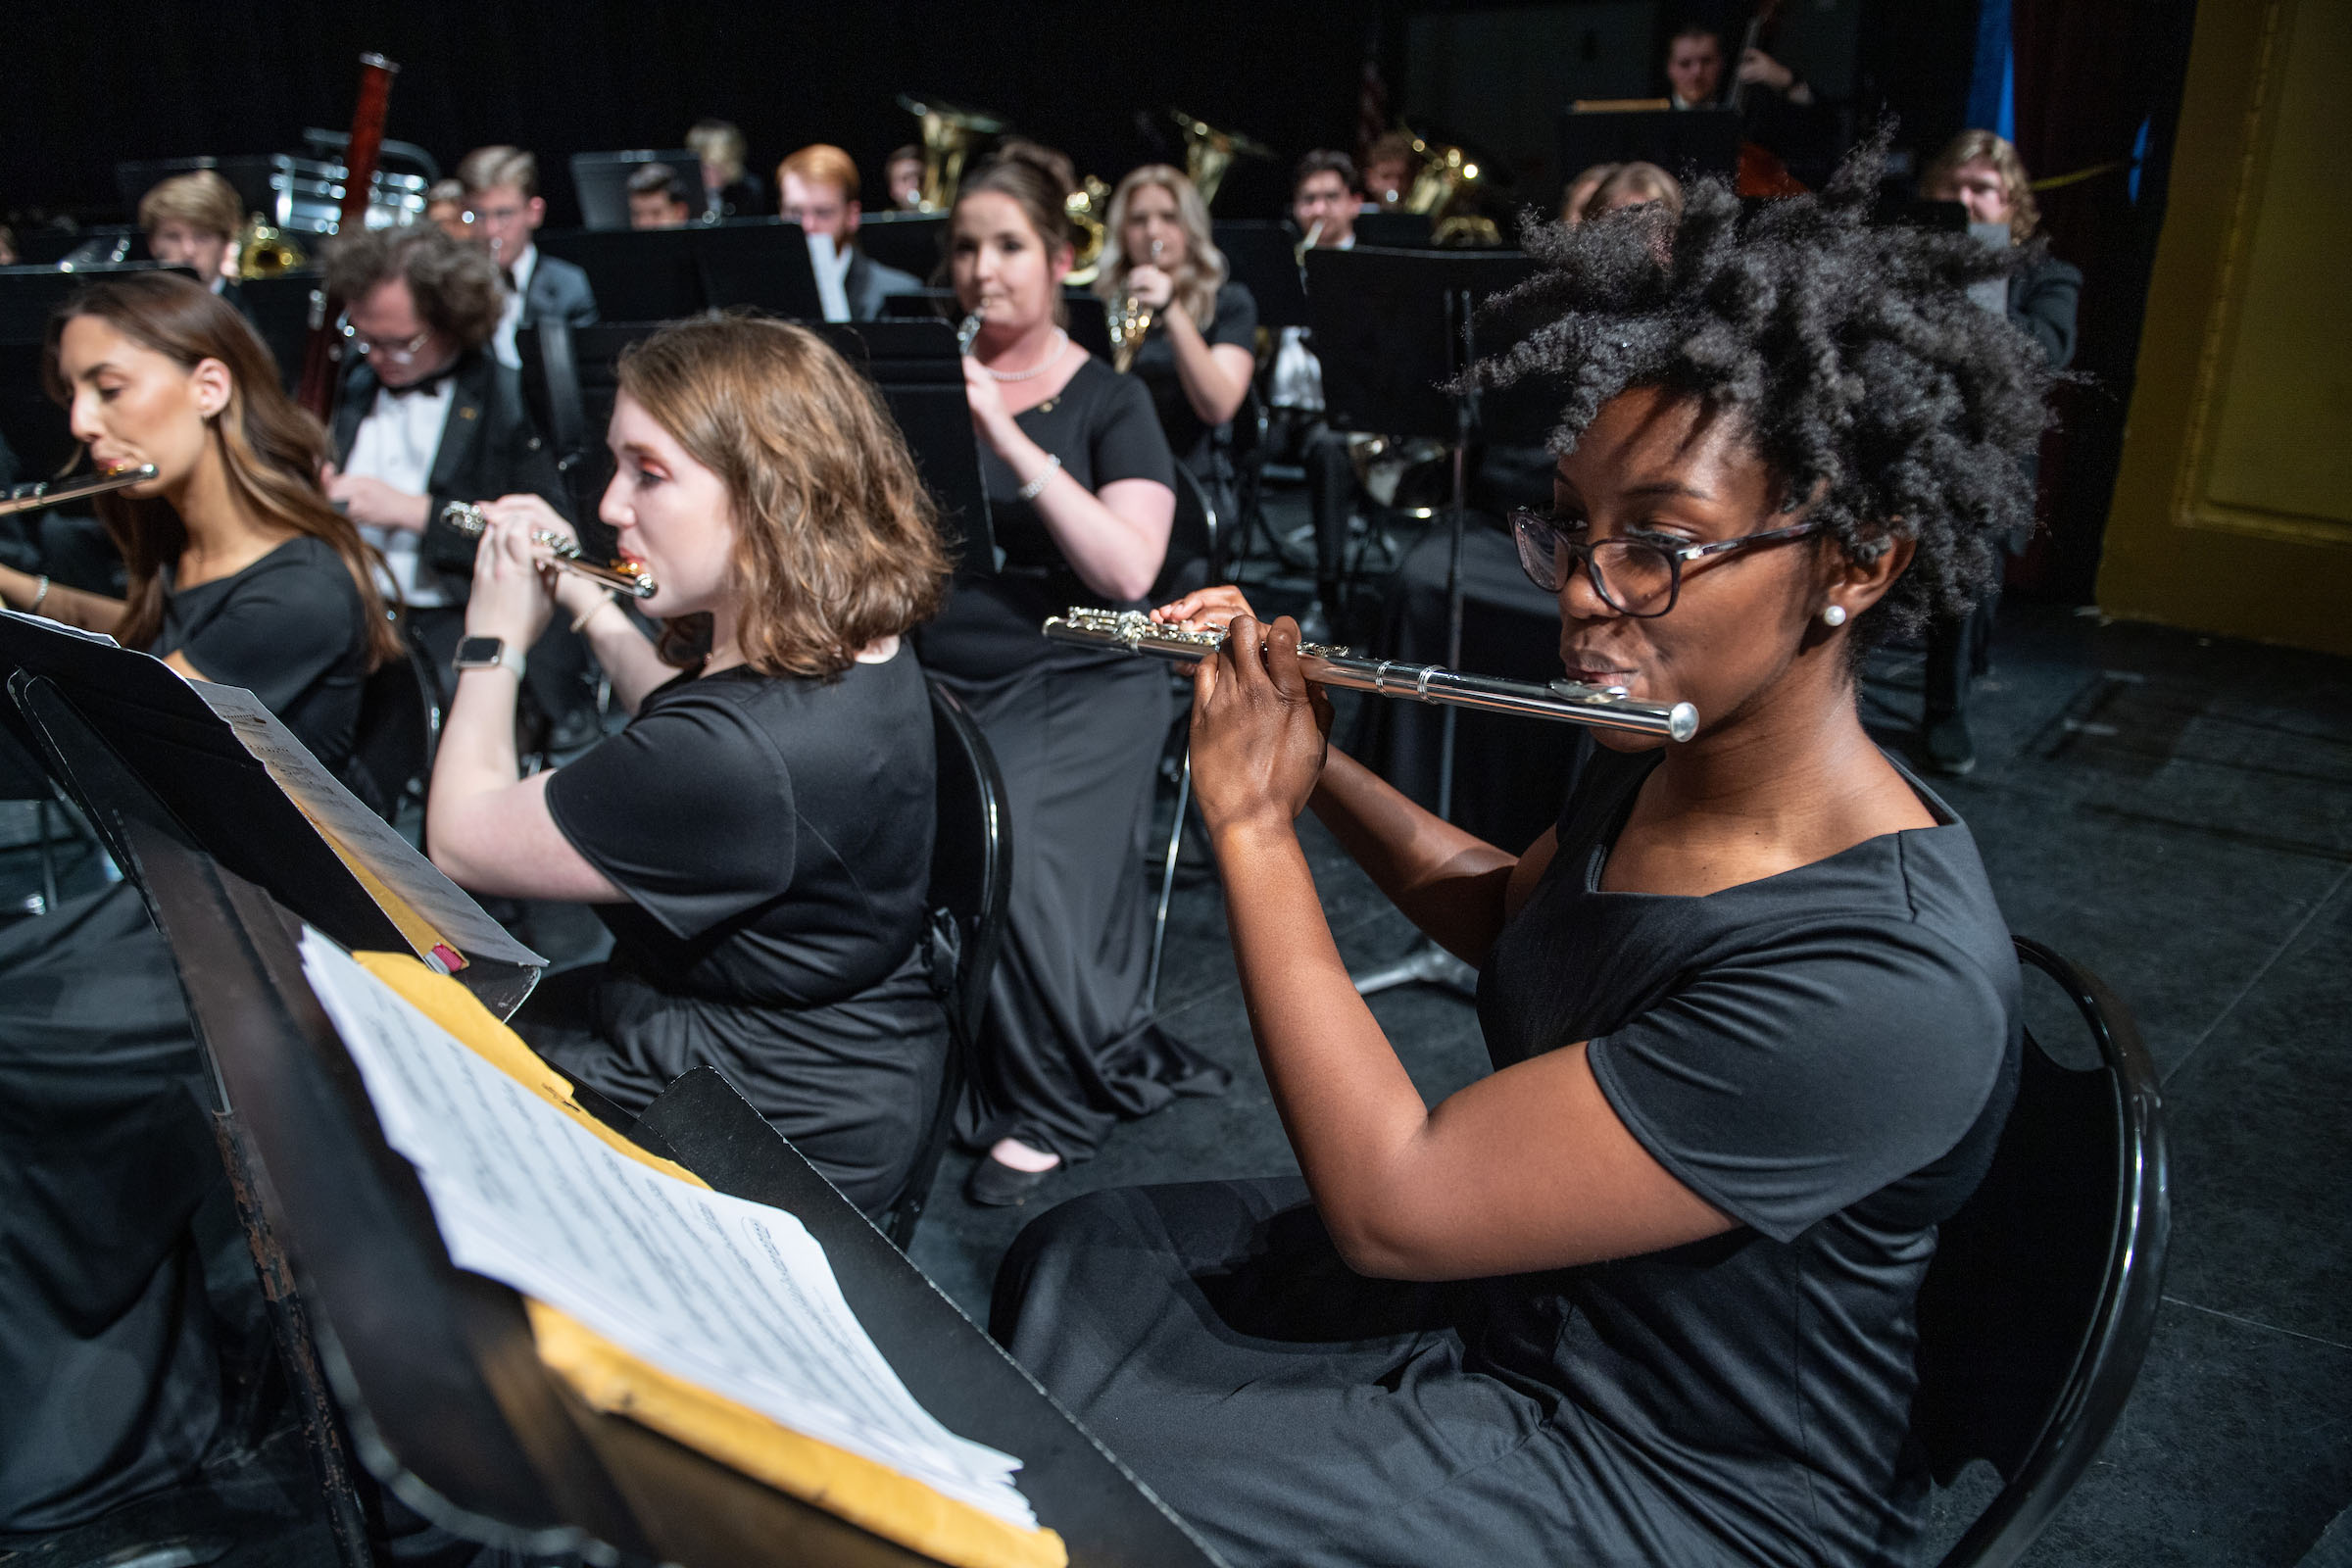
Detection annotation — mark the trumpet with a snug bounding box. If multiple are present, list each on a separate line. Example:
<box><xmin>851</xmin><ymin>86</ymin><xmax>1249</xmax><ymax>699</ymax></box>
<box><xmin>440</xmin><ymin>502</ymin><xmax>658</xmax><ymax>599</ymax></box>
<box><xmin>0</xmin><ymin>462</ymin><xmax>160</xmax><ymax>517</ymax></box>
<box><xmin>1109</xmin><ymin>238</ymin><xmax>1161</xmax><ymax>374</ymax></box>
<box><xmin>1044</xmin><ymin>608</ymin><xmax>1697</xmax><ymax>741</ymax></box>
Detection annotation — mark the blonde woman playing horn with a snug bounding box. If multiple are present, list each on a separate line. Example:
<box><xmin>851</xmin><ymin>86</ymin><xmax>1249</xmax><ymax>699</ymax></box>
<box><xmin>1094</xmin><ymin>165</ymin><xmax>1258</xmax><ymax>507</ymax></box>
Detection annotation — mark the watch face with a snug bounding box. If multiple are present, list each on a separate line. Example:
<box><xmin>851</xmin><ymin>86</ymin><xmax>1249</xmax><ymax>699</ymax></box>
<box><xmin>454</xmin><ymin>636</ymin><xmax>505</xmax><ymax>667</ymax></box>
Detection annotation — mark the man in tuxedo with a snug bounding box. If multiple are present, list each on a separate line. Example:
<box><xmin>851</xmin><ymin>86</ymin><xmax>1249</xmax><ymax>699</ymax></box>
<box><xmin>318</xmin><ymin>226</ymin><xmax>594</xmax><ymax>741</ymax></box>
<box><xmin>1270</xmin><ymin>151</ymin><xmax>1367</xmax><ymax>642</ymax></box>
<box><xmin>455</xmin><ymin>145</ymin><xmax>598</xmax><ymax>368</ymax></box>
<box><xmin>776</xmin><ymin>143</ymin><xmax>921</xmax><ymax>321</ymax></box>
<box><xmin>1663</xmin><ymin>22</ymin><xmax>1834</xmax><ymax>185</ymax></box>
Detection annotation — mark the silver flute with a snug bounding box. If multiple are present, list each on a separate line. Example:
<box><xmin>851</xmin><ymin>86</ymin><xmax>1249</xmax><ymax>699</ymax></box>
<box><xmin>1044</xmin><ymin>608</ymin><xmax>1698</xmax><ymax>741</ymax></box>
<box><xmin>439</xmin><ymin>501</ymin><xmax>658</xmax><ymax>599</ymax></box>
<box><xmin>956</xmin><ymin>310</ymin><xmax>985</xmax><ymax>355</ymax></box>
<box><xmin>0</xmin><ymin>463</ymin><xmax>160</xmax><ymax>517</ymax></box>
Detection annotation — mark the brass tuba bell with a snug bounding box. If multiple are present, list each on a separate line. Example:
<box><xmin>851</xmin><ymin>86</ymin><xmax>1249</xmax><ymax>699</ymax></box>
<box><xmin>896</xmin><ymin>93</ymin><xmax>1008</xmax><ymax>214</ymax></box>
<box><xmin>1063</xmin><ymin>173</ymin><xmax>1113</xmax><ymax>285</ymax></box>
<box><xmin>234</xmin><ymin>215</ymin><xmax>306</xmax><ymax>278</ymax></box>
<box><xmin>1396</xmin><ymin>125</ymin><xmax>1502</xmax><ymax>248</ymax></box>
<box><xmin>1169</xmin><ymin>110</ymin><xmax>1272</xmax><ymax>210</ymax></box>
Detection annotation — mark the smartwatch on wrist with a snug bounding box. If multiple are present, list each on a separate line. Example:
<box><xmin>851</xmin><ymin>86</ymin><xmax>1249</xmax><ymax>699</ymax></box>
<box><xmin>453</xmin><ymin>636</ymin><xmax>527</xmax><ymax>679</ymax></box>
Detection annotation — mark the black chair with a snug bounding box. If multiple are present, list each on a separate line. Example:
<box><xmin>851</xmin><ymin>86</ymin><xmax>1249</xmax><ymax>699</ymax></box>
<box><xmin>877</xmin><ymin>680</ymin><xmax>1013</xmax><ymax>1249</ymax></box>
<box><xmin>1913</xmin><ymin>936</ymin><xmax>2171</xmax><ymax>1568</ymax></box>
<box><xmin>346</xmin><ymin>618</ymin><xmax>442</xmax><ymax>827</ymax></box>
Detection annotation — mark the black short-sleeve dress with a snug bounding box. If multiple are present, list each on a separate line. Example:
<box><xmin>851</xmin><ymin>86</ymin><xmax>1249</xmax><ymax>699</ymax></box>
<box><xmin>530</xmin><ymin>648</ymin><xmax>950</xmax><ymax>1214</ymax></box>
<box><xmin>992</xmin><ymin>739</ymin><xmax>2020</xmax><ymax>1567</ymax></box>
<box><xmin>153</xmin><ymin>533</ymin><xmax>369</xmax><ymax>773</ymax></box>
<box><xmin>1124</xmin><ymin>280</ymin><xmax>1258</xmax><ymax>484</ymax></box>
<box><xmin>918</xmin><ymin>356</ymin><xmax>1230</xmax><ymax>1166</ymax></box>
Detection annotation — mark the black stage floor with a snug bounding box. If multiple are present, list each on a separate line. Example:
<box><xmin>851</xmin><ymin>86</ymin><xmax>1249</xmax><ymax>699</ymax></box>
<box><xmin>3</xmin><ymin>509</ymin><xmax>2346</xmax><ymax>1567</ymax></box>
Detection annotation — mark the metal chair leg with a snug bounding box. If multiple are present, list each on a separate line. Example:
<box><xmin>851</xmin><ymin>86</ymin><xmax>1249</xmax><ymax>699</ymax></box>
<box><xmin>35</xmin><ymin>798</ymin><xmax>60</xmax><ymax>914</ymax></box>
<box><xmin>1144</xmin><ymin>748</ymin><xmax>1192</xmax><ymax>1014</ymax></box>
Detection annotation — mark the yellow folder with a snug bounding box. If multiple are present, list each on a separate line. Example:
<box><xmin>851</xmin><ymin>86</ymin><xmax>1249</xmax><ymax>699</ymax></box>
<box><xmin>352</xmin><ymin>952</ymin><xmax>1068</xmax><ymax>1568</ymax></box>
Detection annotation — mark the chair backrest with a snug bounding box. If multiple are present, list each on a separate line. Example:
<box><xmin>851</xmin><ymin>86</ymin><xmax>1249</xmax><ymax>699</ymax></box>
<box><xmin>1911</xmin><ymin>936</ymin><xmax>2170</xmax><ymax>1568</ymax></box>
<box><xmin>517</xmin><ymin>319</ymin><xmax>672</xmax><ymax>560</ymax></box>
<box><xmin>880</xmin><ymin>680</ymin><xmax>1012</xmax><ymax>1249</ymax></box>
<box><xmin>1151</xmin><ymin>462</ymin><xmax>1222</xmax><ymax>606</ymax></box>
<box><xmin>345</xmin><ymin>621</ymin><xmax>442</xmax><ymax>826</ymax></box>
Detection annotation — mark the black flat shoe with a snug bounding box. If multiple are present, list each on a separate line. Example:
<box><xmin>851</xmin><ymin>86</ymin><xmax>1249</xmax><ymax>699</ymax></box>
<box><xmin>1924</xmin><ymin>711</ymin><xmax>1978</xmax><ymax>777</ymax></box>
<box><xmin>964</xmin><ymin>1155</ymin><xmax>1056</xmax><ymax>1208</ymax></box>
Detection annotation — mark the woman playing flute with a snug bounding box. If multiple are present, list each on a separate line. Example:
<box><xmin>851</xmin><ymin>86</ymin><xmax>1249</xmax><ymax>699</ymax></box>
<box><xmin>992</xmin><ymin>137</ymin><xmax>2055</xmax><ymax>1568</ymax></box>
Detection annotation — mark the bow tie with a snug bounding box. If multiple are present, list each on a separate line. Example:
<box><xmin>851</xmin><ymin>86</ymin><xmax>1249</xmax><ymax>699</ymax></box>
<box><xmin>381</xmin><ymin>365</ymin><xmax>458</xmax><ymax>400</ymax></box>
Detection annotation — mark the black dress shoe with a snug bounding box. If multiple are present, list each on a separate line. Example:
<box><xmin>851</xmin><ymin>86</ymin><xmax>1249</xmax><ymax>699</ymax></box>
<box><xmin>1924</xmin><ymin>711</ymin><xmax>1978</xmax><ymax>777</ymax></box>
<box><xmin>964</xmin><ymin>1154</ymin><xmax>1056</xmax><ymax>1207</ymax></box>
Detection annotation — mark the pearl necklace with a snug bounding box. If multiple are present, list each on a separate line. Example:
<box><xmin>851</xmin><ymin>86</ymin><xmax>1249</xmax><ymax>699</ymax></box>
<box><xmin>983</xmin><ymin>329</ymin><xmax>1070</xmax><ymax>382</ymax></box>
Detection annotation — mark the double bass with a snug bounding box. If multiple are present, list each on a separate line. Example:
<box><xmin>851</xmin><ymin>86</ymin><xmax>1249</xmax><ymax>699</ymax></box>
<box><xmin>1728</xmin><ymin>0</ymin><xmax>1808</xmax><ymax>198</ymax></box>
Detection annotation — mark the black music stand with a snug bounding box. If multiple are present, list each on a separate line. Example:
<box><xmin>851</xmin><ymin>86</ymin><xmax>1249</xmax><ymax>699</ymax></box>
<box><xmin>0</xmin><ymin>612</ymin><xmax>545</xmax><ymax>1013</ymax></box>
<box><xmin>879</xmin><ymin>289</ymin><xmax>1116</xmax><ymax>365</ymax></box>
<box><xmin>1305</xmin><ymin>246</ymin><xmax>1543</xmax><ymax>998</ymax></box>
<box><xmin>858</xmin><ymin>213</ymin><xmax>949</xmax><ymax>282</ymax></box>
<box><xmin>534</xmin><ymin>222</ymin><xmax>821</xmax><ymax>321</ymax></box>
<box><xmin>1211</xmin><ymin>222</ymin><xmax>1310</xmax><ymax>329</ymax></box>
<box><xmin>1556</xmin><ymin>106</ymin><xmax>1741</xmax><ymax>185</ymax></box>
<box><xmin>1354</xmin><ymin>212</ymin><xmax>1435</xmax><ymax>250</ymax></box>
<box><xmin>810</xmin><ymin>319</ymin><xmax>998</xmax><ymax>572</ymax></box>
<box><xmin>105</xmin><ymin>815</ymin><xmax>1219</xmax><ymax>1568</ymax></box>
<box><xmin>569</xmin><ymin>148</ymin><xmax>710</xmax><ymax>229</ymax></box>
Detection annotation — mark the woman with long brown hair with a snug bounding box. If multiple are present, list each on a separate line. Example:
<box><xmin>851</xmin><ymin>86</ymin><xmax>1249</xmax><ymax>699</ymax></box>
<box><xmin>0</xmin><ymin>271</ymin><xmax>396</xmax><ymax>1530</ymax></box>
<box><xmin>0</xmin><ymin>270</ymin><xmax>397</xmax><ymax>772</ymax></box>
<box><xmin>921</xmin><ymin>150</ymin><xmax>1229</xmax><ymax>1208</ymax></box>
<box><xmin>424</xmin><ymin>315</ymin><xmax>955</xmax><ymax>1215</ymax></box>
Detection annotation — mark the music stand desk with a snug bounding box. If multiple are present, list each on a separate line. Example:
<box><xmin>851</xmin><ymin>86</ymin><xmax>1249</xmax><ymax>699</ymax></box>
<box><xmin>535</xmin><ymin>222</ymin><xmax>822</xmax><ymax>322</ymax></box>
<box><xmin>808</xmin><ymin>319</ymin><xmax>997</xmax><ymax>571</ymax></box>
<box><xmin>1210</xmin><ymin>222</ymin><xmax>1310</xmax><ymax>330</ymax></box>
<box><xmin>1556</xmin><ymin>106</ymin><xmax>1740</xmax><ymax>185</ymax></box>
<box><xmin>105</xmin><ymin>813</ymin><xmax>1218</xmax><ymax>1568</ymax></box>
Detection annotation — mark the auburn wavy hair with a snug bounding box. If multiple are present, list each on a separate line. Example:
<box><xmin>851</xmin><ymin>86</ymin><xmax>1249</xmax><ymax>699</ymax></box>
<box><xmin>43</xmin><ymin>271</ymin><xmax>399</xmax><ymax>667</ymax></box>
<box><xmin>615</xmin><ymin>316</ymin><xmax>951</xmax><ymax>677</ymax></box>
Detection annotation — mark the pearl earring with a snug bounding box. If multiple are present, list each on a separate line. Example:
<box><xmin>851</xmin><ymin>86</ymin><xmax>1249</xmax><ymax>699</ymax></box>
<box><xmin>1821</xmin><ymin>605</ymin><xmax>1848</xmax><ymax>627</ymax></box>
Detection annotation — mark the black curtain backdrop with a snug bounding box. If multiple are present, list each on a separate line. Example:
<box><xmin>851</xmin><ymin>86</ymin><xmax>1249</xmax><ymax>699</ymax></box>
<box><xmin>2</xmin><ymin>0</ymin><xmax>1374</xmax><ymax>225</ymax></box>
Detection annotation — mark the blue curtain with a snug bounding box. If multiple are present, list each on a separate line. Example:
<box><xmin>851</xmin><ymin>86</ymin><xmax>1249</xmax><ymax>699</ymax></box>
<box><xmin>1966</xmin><ymin>0</ymin><xmax>2017</xmax><ymax>139</ymax></box>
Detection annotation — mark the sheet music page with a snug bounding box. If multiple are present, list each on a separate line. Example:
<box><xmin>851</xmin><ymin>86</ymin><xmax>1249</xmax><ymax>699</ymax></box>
<box><xmin>198</xmin><ymin>683</ymin><xmax>544</xmax><ymax>969</ymax></box>
<box><xmin>297</xmin><ymin>927</ymin><xmax>1036</xmax><ymax>1529</ymax></box>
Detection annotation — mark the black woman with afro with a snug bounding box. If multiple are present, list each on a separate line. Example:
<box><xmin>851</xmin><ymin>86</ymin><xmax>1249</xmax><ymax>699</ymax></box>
<box><xmin>990</xmin><ymin>135</ymin><xmax>2055</xmax><ymax>1568</ymax></box>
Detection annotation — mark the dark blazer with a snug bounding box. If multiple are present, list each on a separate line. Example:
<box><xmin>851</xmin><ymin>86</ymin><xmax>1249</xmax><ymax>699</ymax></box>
<box><xmin>2009</xmin><ymin>253</ymin><xmax>2082</xmax><ymax>371</ymax></box>
<box><xmin>330</xmin><ymin>349</ymin><xmax>570</xmax><ymax>598</ymax></box>
<box><xmin>521</xmin><ymin>251</ymin><xmax>599</xmax><ymax>332</ymax></box>
<box><xmin>845</xmin><ymin>250</ymin><xmax>922</xmax><ymax>321</ymax></box>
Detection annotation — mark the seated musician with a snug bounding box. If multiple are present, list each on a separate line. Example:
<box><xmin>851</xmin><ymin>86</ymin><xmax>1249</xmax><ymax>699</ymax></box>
<box><xmin>1360</xmin><ymin>131</ymin><xmax>1414</xmax><ymax>208</ymax></box>
<box><xmin>885</xmin><ymin>143</ymin><xmax>925</xmax><ymax>212</ymax></box>
<box><xmin>0</xmin><ymin>271</ymin><xmax>394</xmax><ymax>1532</ymax></box>
<box><xmin>919</xmin><ymin>150</ymin><xmax>1227</xmax><ymax>1207</ymax></box>
<box><xmin>423</xmin><ymin>317</ymin><xmax>955</xmax><ymax>1216</ymax></box>
<box><xmin>137</xmin><ymin>170</ymin><xmax>243</xmax><ymax>305</ymax></box>
<box><xmin>1665</xmin><ymin>20</ymin><xmax>1832</xmax><ymax>185</ymax></box>
<box><xmin>316</xmin><ymin>225</ymin><xmax>591</xmax><ymax>738</ymax></box>
<box><xmin>1268</xmin><ymin>150</ymin><xmax>1362</xmax><ymax>639</ymax></box>
<box><xmin>1093</xmin><ymin>164</ymin><xmax>1257</xmax><ymax>523</ymax></box>
<box><xmin>990</xmin><ymin>139</ymin><xmax>2048</xmax><ymax>1567</ymax></box>
<box><xmin>687</xmin><ymin>118</ymin><xmax>762</xmax><ymax>219</ymax></box>
<box><xmin>625</xmin><ymin>162</ymin><xmax>695</xmax><ymax>229</ymax></box>
<box><xmin>455</xmin><ymin>145</ymin><xmax>599</xmax><ymax>367</ymax></box>
<box><xmin>0</xmin><ymin>271</ymin><xmax>395</xmax><ymax>768</ymax></box>
<box><xmin>424</xmin><ymin>176</ymin><xmax>469</xmax><ymax>240</ymax></box>
<box><xmin>776</xmin><ymin>143</ymin><xmax>921</xmax><ymax>320</ymax></box>
<box><xmin>1916</xmin><ymin>129</ymin><xmax>2082</xmax><ymax>776</ymax></box>
<box><xmin>1575</xmin><ymin>160</ymin><xmax>1685</xmax><ymax>222</ymax></box>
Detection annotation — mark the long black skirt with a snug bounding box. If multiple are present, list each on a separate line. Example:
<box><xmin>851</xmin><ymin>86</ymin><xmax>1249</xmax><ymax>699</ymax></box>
<box><xmin>0</xmin><ymin>883</ymin><xmax>226</xmax><ymax>1534</ymax></box>
<box><xmin>992</xmin><ymin>1179</ymin><xmax>1745</xmax><ymax>1568</ymax></box>
<box><xmin>930</xmin><ymin>651</ymin><xmax>1227</xmax><ymax>1162</ymax></box>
